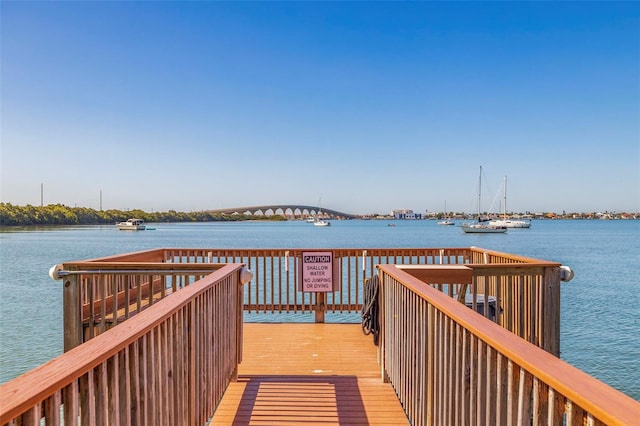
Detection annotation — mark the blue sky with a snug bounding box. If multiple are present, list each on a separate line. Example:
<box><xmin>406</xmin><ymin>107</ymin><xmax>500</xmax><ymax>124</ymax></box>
<box><xmin>2</xmin><ymin>1</ymin><xmax>638</xmax><ymax>215</ymax></box>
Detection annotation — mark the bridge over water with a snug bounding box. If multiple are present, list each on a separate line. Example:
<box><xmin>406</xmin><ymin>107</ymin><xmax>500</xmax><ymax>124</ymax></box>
<box><xmin>208</xmin><ymin>204</ymin><xmax>357</xmax><ymax>219</ymax></box>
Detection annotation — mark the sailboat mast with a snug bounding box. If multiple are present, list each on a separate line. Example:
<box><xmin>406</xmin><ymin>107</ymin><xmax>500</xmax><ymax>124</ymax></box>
<box><xmin>477</xmin><ymin>166</ymin><xmax>482</xmax><ymax>220</ymax></box>
<box><xmin>503</xmin><ymin>176</ymin><xmax>508</xmax><ymax>219</ymax></box>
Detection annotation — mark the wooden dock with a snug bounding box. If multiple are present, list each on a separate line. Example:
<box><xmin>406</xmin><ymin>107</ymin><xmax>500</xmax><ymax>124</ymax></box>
<box><xmin>5</xmin><ymin>249</ymin><xmax>637</xmax><ymax>425</ymax></box>
<box><xmin>211</xmin><ymin>323</ymin><xmax>409</xmax><ymax>425</ymax></box>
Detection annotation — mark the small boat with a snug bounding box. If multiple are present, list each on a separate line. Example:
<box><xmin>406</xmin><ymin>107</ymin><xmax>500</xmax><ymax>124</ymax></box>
<box><xmin>488</xmin><ymin>218</ymin><xmax>530</xmax><ymax>228</ymax></box>
<box><xmin>438</xmin><ymin>201</ymin><xmax>455</xmax><ymax>225</ymax></box>
<box><xmin>488</xmin><ymin>176</ymin><xmax>531</xmax><ymax>228</ymax></box>
<box><xmin>312</xmin><ymin>197</ymin><xmax>331</xmax><ymax>226</ymax></box>
<box><xmin>461</xmin><ymin>222</ymin><xmax>506</xmax><ymax>233</ymax></box>
<box><xmin>116</xmin><ymin>218</ymin><xmax>146</xmax><ymax>231</ymax></box>
<box><xmin>461</xmin><ymin>166</ymin><xmax>507</xmax><ymax>234</ymax></box>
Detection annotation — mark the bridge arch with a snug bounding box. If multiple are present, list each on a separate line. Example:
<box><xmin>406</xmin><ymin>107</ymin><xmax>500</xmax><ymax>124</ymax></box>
<box><xmin>208</xmin><ymin>204</ymin><xmax>356</xmax><ymax>219</ymax></box>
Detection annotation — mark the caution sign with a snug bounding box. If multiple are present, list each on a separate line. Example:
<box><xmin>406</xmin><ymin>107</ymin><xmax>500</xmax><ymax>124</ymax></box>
<box><xmin>301</xmin><ymin>251</ymin><xmax>333</xmax><ymax>292</ymax></box>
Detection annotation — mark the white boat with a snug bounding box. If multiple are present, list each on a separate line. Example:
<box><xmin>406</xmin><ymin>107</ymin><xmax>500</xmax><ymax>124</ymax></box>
<box><xmin>312</xmin><ymin>197</ymin><xmax>331</xmax><ymax>226</ymax></box>
<box><xmin>438</xmin><ymin>200</ymin><xmax>455</xmax><ymax>225</ymax></box>
<box><xmin>116</xmin><ymin>218</ymin><xmax>146</xmax><ymax>230</ymax></box>
<box><xmin>488</xmin><ymin>176</ymin><xmax>531</xmax><ymax>228</ymax></box>
<box><xmin>461</xmin><ymin>222</ymin><xmax>506</xmax><ymax>233</ymax></box>
<box><xmin>461</xmin><ymin>166</ymin><xmax>507</xmax><ymax>234</ymax></box>
<box><xmin>488</xmin><ymin>218</ymin><xmax>530</xmax><ymax>228</ymax></box>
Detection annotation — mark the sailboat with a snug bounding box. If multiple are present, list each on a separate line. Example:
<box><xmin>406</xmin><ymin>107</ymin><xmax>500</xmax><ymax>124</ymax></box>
<box><xmin>488</xmin><ymin>176</ymin><xmax>531</xmax><ymax>228</ymax></box>
<box><xmin>437</xmin><ymin>201</ymin><xmax>455</xmax><ymax>225</ymax></box>
<box><xmin>313</xmin><ymin>217</ymin><xmax>331</xmax><ymax>226</ymax></box>
<box><xmin>461</xmin><ymin>166</ymin><xmax>507</xmax><ymax>234</ymax></box>
<box><xmin>313</xmin><ymin>198</ymin><xmax>331</xmax><ymax>226</ymax></box>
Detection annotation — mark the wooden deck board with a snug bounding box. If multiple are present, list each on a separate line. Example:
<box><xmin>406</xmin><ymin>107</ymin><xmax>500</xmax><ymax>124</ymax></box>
<box><xmin>210</xmin><ymin>323</ymin><xmax>409</xmax><ymax>425</ymax></box>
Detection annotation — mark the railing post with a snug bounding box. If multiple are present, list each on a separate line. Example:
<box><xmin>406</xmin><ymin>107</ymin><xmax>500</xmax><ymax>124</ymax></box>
<box><xmin>236</xmin><ymin>266</ymin><xmax>253</xmax><ymax>379</ymax></box>
<box><xmin>189</xmin><ymin>301</ymin><xmax>196</xmax><ymax>425</ymax></box>
<box><xmin>63</xmin><ymin>274</ymin><xmax>82</xmax><ymax>351</ymax></box>
<box><xmin>377</xmin><ymin>270</ymin><xmax>387</xmax><ymax>382</ymax></box>
<box><xmin>314</xmin><ymin>293</ymin><xmax>325</xmax><ymax>323</ymax></box>
<box><xmin>235</xmin><ymin>277</ymin><xmax>244</xmax><ymax>380</ymax></box>
<box><xmin>543</xmin><ymin>267</ymin><xmax>561</xmax><ymax>356</ymax></box>
<box><xmin>378</xmin><ymin>270</ymin><xmax>389</xmax><ymax>383</ymax></box>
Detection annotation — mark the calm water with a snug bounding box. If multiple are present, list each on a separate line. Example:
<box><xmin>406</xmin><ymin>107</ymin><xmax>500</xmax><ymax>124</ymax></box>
<box><xmin>0</xmin><ymin>219</ymin><xmax>638</xmax><ymax>400</ymax></box>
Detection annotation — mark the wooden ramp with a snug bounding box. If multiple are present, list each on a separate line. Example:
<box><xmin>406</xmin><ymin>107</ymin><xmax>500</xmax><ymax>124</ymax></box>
<box><xmin>211</xmin><ymin>323</ymin><xmax>409</xmax><ymax>425</ymax></box>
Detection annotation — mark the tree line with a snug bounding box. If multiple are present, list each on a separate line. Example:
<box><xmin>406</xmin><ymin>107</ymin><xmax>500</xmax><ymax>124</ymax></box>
<box><xmin>0</xmin><ymin>203</ymin><xmax>286</xmax><ymax>226</ymax></box>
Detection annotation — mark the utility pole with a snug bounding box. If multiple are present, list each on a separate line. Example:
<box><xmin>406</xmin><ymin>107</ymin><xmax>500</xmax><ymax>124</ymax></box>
<box><xmin>41</xmin><ymin>183</ymin><xmax>44</xmax><ymax>207</ymax></box>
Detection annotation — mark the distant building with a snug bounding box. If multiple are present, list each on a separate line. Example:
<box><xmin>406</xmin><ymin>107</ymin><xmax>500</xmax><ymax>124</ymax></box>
<box><xmin>392</xmin><ymin>209</ymin><xmax>423</xmax><ymax>220</ymax></box>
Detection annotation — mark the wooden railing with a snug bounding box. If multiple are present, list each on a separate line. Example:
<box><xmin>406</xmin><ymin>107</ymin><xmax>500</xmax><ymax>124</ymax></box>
<box><xmin>65</xmin><ymin>247</ymin><xmax>562</xmax><ymax>354</ymax></box>
<box><xmin>78</xmin><ymin>247</ymin><xmax>474</xmax><ymax>316</ymax></box>
<box><xmin>0</xmin><ymin>264</ymin><xmax>247</xmax><ymax>426</ymax></box>
<box><xmin>58</xmin><ymin>259</ymin><xmax>227</xmax><ymax>350</ymax></box>
<box><xmin>377</xmin><ymin>264</ymin><xmax>640</xmax><ymax>426</ymax></box>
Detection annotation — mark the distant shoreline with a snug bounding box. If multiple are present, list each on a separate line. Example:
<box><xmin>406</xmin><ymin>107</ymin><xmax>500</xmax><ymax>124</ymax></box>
<box><xmin>1</xmin><ymin>202</ymin><xmax>637</xmax><ymax>227</ymax></box>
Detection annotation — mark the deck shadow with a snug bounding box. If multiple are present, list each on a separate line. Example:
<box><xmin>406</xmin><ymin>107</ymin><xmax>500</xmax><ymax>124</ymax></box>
<box><xmin>230</xmin><ymin>374</ymin><xmax>370</xmax><ymax>425</ymax></box>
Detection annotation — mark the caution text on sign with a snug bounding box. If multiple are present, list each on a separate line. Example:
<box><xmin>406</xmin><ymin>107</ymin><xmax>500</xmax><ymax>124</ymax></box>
<box><xmin>301</xmin><ymin>251</ymin><xmax>333</xmax><ymax>292</ymax></box>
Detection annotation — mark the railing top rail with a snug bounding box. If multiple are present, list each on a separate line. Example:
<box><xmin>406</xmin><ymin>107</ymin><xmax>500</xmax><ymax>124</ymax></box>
<box><xmin>61</xmin><ymin>262</ymin><xmax>226</xmax><ymax>271</ymax></box>
<box><xmin>63</xmin><ymin>261</ymin><xmax>223</xmax><ymax>267</ymax></box>
<box><xmin>395</xmin><ymin>264</ymin><xmax>472</xmax><ymax>270</ymax></box>
<box><xmin>73</xmin><ymin>248</ymin><xmax>167</xmax><ymax>263</ymax></box>
<box><xmin>377</xmin><ymin>264</ymin><xmax>640</xmax><ymax>425</ymax></box>
<box><xmin>469</xmin><ymin>246</ymin><xmax>557</xmax><ymax>264</ymax></box>
<box><xmin>0</xmin><ymin>263</ymin><xmax>245</xmax><ymax>424</ymax></box>
<box><xmin>64</xmin><ymin>247</ymin><xmax>554</xmax><ymax>265</ymax></box>
<box><xmin>169</xmin><ymin>247</ymin><xmax>468</xmax><ymax>252</ymax></box>
<box><xmin>467</xmin><ymin>263</ymin><xmax>558</xmax><ymax>271</ymax></box>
